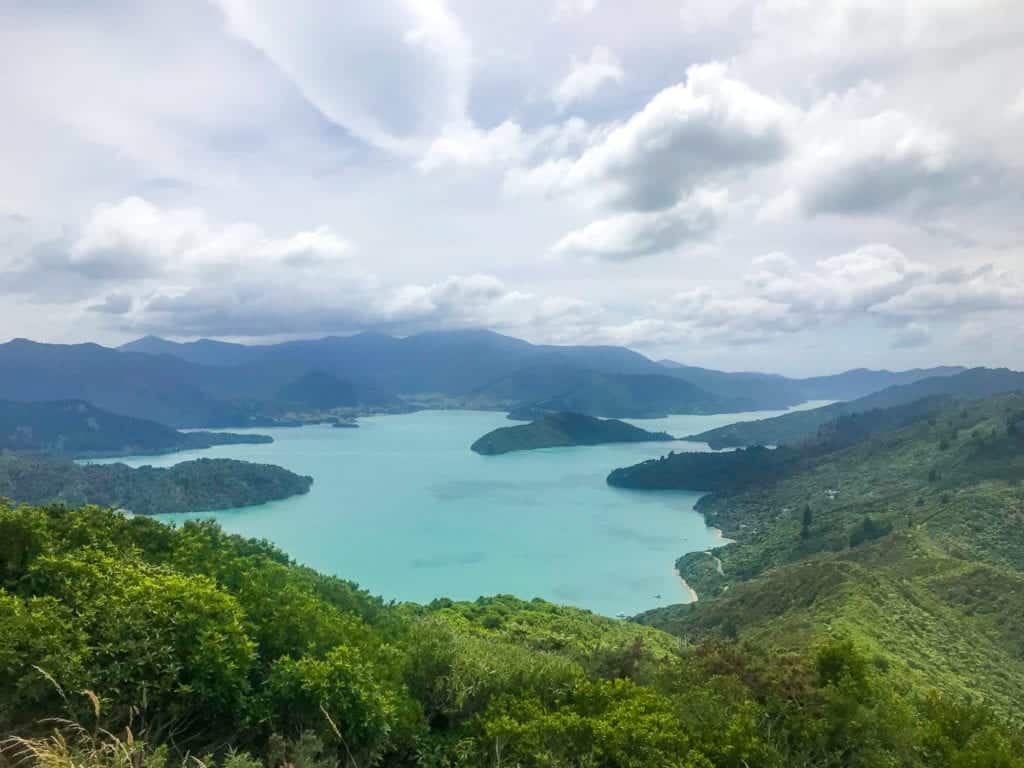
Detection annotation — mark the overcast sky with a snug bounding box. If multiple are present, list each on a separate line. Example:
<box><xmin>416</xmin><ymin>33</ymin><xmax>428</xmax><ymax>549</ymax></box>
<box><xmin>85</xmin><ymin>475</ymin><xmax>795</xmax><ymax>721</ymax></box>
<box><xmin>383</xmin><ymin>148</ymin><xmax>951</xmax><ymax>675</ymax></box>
<box><xmin>2</xmin><ymin>0</ymin><xmax>1023</xmax><ymax>375</ymax></box>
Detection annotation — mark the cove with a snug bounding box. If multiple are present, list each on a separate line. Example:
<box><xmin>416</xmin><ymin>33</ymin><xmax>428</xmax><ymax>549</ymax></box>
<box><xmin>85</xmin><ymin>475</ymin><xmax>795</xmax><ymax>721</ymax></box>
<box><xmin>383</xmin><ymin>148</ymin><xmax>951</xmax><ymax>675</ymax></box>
<box><xmin>97</xmin><ymin>406</ymin><xmax>823</xmax><ymax>617</ymax></box>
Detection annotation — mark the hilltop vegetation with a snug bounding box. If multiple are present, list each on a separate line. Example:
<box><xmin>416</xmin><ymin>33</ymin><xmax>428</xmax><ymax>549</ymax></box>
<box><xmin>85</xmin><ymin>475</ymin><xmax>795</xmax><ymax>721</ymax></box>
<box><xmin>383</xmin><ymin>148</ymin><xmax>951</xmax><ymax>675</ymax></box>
<box><xmin>1</xmin><ymin>503</ymin><xmax>1022</xmax><ymax>768</ymax></box>
<box><xmin>0</xmin><ymin>399</ymin><xmax>271</xmax><ymax>458</ymax></box>
<box><xmin>630</xmin><ymin>391</ymin><xmax>1024</xmax><ymax>715</ymax></box>
<box><xmin>0</xmin><ymin>456</ymin><xmax>312</xmax><ymax>515</ymax></box>
<box><xmin>471</xmin><ymin>412</ymin><xmax>674</xmax><ymax>455</ymax></box>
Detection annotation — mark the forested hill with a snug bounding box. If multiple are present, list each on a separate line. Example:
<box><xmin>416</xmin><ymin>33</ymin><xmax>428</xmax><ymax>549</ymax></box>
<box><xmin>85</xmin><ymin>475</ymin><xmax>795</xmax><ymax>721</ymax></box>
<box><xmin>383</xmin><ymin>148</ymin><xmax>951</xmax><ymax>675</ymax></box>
<box><xmin>0</xmin><ymin>399</ymin><xmax>271</xmax><ymax>458</ymax></box>
<box><xmin>471</xmin><ymin>411</ymin><xmax>674</xmax><ymax>455</ymax></box>
<box><xmin>631</xmin><ymin>391</ymin><xmax>1024</xmax><ymax>715</ymax></box>
<box><xmin>1</xmin><ymin>504</ymin><xmax>1021</xmax><ymax>767</ymax></box>
<box><xmin>688</xmin><ymin>366</ymin><xmax>1024</xmax><ymax>448</ymax></box>
<box><xmin>0</xmin><ymin>455</ymin><xmax>312</xmax><ymax>515</ymax></box>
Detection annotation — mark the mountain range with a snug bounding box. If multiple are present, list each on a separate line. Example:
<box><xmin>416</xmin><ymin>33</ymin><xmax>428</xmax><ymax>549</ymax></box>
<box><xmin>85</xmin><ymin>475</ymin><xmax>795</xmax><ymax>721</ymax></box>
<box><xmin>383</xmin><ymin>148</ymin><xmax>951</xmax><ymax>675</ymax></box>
<box><xmin>0</xmin><ymin>330</ymin><xmax>967</xmax><ymax>427</ymax></box>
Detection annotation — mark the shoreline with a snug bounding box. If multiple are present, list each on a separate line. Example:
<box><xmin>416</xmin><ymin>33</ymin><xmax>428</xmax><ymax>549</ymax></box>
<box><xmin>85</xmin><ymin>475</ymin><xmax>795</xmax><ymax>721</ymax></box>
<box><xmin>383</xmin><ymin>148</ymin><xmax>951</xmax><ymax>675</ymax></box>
<box><xmin>676</xmin><ymin>568</ymin><xmax>700</xmax><ymax>603</ymax></box>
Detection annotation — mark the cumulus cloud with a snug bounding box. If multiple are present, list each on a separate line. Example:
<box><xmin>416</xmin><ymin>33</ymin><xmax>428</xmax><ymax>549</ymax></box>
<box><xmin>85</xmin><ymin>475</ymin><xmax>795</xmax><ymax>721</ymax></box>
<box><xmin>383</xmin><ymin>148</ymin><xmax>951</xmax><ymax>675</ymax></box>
<box><xmin>419</xmin><ymin>116</ymin><xmax>599</xmax><ymax>173</ymax></box>
<box><xmin>798</xmin><ymin>110</ymin><xmax>960</xmax><ymax>215</ymax></box>
<box><xmin>551</xmin><ymin>189</ymin><xmax>727</xmax><ymax>260</ymax></box>
<box><xmin>3</xmin><ymin>197</ymin><xmax>595</xmax><ymax>341</ymax></box>
<box><xmin>552</xmin><ymin>47</ymin><xmax>624</xmax><ymax>111</ymax></box>
<box><xmin>590</xmin><ymin>243</ymin><xmax>1024</xmax><ymax>348</ymax></box>
<box><xmin>525</xmin><ymin>63</ymin><xmax>791</xmax><ymax>211</ymax></box>
<box><xmin>212</xmin><ymin>0</ymin><xmax>471</xmax><ymax>154</ymax></box>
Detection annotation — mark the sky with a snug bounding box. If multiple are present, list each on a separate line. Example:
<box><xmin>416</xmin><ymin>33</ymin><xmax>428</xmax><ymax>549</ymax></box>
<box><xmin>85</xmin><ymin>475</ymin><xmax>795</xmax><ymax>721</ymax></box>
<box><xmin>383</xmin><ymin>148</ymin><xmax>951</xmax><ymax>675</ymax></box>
<box><xmin>2</xmin><ymin>0</ymin><xmax>1023</xmax><ymax>376</ymax></box>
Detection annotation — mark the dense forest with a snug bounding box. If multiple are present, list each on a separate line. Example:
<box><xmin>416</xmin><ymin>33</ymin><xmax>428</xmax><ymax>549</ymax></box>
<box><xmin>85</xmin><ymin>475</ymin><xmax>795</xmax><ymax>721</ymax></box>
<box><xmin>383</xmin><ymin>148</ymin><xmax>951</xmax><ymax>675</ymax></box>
<box><xmin>2</xmin><ymin>503</ymin><xmax>1022</xmax><ymax>768</ymax></box>
<box><xmin>0</xmin><ymin>456</ymin><xmax>312</xmax><ymax>515</ymax></box>
<box><xmin>471</xmin><ymin>412</ymin><xmax>674</xmax><ymax>455</ymax></box>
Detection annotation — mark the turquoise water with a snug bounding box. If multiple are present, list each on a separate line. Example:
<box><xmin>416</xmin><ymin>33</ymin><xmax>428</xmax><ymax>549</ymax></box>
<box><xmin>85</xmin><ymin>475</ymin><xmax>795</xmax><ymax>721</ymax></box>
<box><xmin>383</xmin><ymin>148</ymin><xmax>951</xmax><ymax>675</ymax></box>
<box><xmin>94</xmin><ymin>405</ymin><xmax>824</xmax><ymax>617</ymax></box>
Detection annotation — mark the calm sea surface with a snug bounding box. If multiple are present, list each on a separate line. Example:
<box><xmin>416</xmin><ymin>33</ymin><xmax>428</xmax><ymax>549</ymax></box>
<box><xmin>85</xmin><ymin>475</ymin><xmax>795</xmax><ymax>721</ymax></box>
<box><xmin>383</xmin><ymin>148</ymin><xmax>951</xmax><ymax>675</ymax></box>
<box><xmin>95</xmin><ymin>404</ymin><xmax>825</xmax><ymax>617</ymax></box>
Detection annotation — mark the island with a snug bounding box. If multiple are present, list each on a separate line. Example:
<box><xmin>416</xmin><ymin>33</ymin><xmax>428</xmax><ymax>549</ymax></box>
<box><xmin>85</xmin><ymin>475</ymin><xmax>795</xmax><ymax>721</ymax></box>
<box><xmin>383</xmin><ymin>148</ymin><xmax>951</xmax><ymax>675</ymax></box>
<box><xmin>470</xmin><ymin>411</ymin><xmax>675</xmax><ymax>455</ymax></box>
<box><xmin>0</xmin><ymin>454</ymin><xmax>312</xmax><ymax>515</ymax></box>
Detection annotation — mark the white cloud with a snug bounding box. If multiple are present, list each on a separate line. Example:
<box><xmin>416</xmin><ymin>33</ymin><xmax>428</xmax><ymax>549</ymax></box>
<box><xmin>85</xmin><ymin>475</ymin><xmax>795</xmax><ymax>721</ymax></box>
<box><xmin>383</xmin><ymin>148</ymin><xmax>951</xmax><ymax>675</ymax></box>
<box><xmin>212</xmin><ymin>0</ymin><xmax>472</xmax><ymax>154</ymax></box>
<box><xmin>418</xmin><ymin>121</ymin><xmax>527</xmax><ymax>172</ymax></box>
<box><xmin>797</xmin><ymin>110</ymin><xmax>959</xmax><ymax>215</ymax></box>
<box><xmin>891</xmin><ymin>322</ymin><xmax>932</xmax><ymax>349</ymax></box>
<box><xmin>552</xmin><ymin>46</ymin><xmax>624</xmax><ymax>111</ymax></box>
<box><xmin>551</xmin><ymin>189</ymin><xmax>727</xmax><ymax>260</ymax></box>
<box><xmin>552</xmin><ymin>0</ymin><xmax>599</xmax><ymax>21</ymax></box>
<box><xmin>525</xmin><ymin>63</ymin><xmax>791</xmax><ymax>211</ymax></box>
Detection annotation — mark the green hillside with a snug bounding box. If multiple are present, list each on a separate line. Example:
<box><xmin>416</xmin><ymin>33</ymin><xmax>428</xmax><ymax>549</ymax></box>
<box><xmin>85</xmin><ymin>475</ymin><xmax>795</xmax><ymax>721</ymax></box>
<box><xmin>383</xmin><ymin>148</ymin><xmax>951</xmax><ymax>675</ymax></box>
<box><xmin>632</xmin><ymin>392</ymin><xmax>1024</xmax><ymax>716</ymax></box>
<box><xmin>1</xmin><ymin>504</ymin><xmax>1021</xmax><ymax>768</ymax></box>
<box><xmin>0</xmin><ymin>455</ymin><xmax>312</xmax><ymax>515</ymax></box>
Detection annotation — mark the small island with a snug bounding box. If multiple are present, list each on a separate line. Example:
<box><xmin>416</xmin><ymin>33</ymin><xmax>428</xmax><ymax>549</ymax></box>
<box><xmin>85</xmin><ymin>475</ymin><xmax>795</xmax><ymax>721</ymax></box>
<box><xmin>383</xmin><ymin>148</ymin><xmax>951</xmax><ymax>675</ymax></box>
<box><xmin>0</xmin><ymin>454</ymin><xmax>313</xmax><ymax>515</ymax></box>
<box><xmin>471</xmin><ymin>411</ymin><xmax>675</xmax><ymax>455</ymax></box>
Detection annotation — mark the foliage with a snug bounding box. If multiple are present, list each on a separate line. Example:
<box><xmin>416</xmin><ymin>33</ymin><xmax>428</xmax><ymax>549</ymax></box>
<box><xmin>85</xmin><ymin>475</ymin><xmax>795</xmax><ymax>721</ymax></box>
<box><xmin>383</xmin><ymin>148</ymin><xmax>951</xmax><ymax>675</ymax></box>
<box><xmin>0</xmin><ymin>455</ymin><xmax>312</xmax><ymax>515</ymax></box>
<box><xmin>1</xmin><ymin>502</ymin><xmax>1023</xmax><ymax>768</ymax></box>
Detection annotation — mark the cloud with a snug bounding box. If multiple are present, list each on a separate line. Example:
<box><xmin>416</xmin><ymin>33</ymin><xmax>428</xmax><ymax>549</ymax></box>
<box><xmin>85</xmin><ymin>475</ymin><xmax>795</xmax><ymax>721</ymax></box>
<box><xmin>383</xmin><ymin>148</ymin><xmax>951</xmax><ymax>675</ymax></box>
<box><xmin>798</xmin><ymin>110</ymin><xmax>960</xmax><ymax>215</ymax></box>
<box><xmin>552</xmin><ymin>0</ymin><xmax>599</xmax><ymax>21</ymax></box>
<box><xmin>591</xmin><ymin>243</ymin><xmax>1024</xmax><ymax>348</ymax></box>
<box><xmin>553</xmin><ymin>46</ymin><xmax>624</xmax><ymax>111</ymax></box>
<box><xmin>524</xmin><ymin>63</ymin><xmax>791</xmax><ymax>211</ymax></box>
<box><xmin>88</xmin><ymin>293</ymin><xmax>134</xmax><ymax>315</ymax></box>
<box><xmin>212</xmin><ymin>0</ymin><xmax>471</xmax><ymax>154</ymax></box>
<box><xmin>891</xmin><ymin>322</ymin><xmax>932</xmax><ymax>349</ymax></box>
<box><xmin>551</xmin><ymin>189</ymin><xmax>726</xmax><ymax>260</ymax></box>
<box><xmin>418</xmin><ymin>116</ymin><xmax>599</xmax><ymax>173</ymax></box>
<box><xmin>4</xmin><ymin>197</ymin><xmax>595</xmax><ymax>341</ymax></box>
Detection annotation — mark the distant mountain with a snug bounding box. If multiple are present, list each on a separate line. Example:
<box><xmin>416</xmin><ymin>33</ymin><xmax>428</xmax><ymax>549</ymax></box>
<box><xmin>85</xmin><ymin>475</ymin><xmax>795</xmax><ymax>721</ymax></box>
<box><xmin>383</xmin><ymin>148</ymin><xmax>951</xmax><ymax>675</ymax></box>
<box><xmin>275</xmin><ymin>371</ymin><xmax>357</xmax><ymax>410</ymax></box>
<box><xmin>523</xmin><ymin>372</ymin><xmax>745</xmax><ymax>418</ymax></box>
<box><xmin>471</xmin><ymin>412</ymin><xmax>674</xmax><ymax>455</ymax></box>
<box><xmin>0</xmin><ymin>454</ymin><xmax>311</xmax><ymax>515</ymax></box>
<box><xmin>0</xmin><ymin>399</ymin><xmax>271</xmax><ymax>458</ymax></box>
<box><xmin>121</xmin><ymin>330</ymin><xmax>666</xmax><ymax>397</ymax></box>
<box><xmin>1</xmin><ymin>332</ymin><xmax>971</xmax><ymax>428</ymax></box>
<box><xmin>119</xmin><ymin>335</ymin><xmax>266</xmax><ymax>367</ymax></box>
<box><xmin>688</xmin><ymin>367</ymin><xmax>1024</xmax><ymax>448</ymax></box>
<box><xmin>0</xmin><ymin>339</ymin><xmax>250</xmax><ymax>428</ymax></box>
<box><xmin>659</xmin><ymin>359</ymin><xmax>964</xmax><ymax>408</ymax></box>
<box><xmin>794</xmin><ymin>366</ymin><xmax>965</xmax><ymax>400</ymax></box>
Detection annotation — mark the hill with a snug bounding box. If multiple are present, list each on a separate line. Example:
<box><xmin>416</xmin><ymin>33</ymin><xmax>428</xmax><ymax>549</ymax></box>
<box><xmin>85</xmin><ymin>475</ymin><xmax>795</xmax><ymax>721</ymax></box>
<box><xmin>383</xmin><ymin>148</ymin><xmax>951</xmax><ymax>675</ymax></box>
<box><xmin>0</xmin><ymin>455</ymin><xmax>312</xmax><ymax>515</ymax></box>
<box><xmin>0</xmin><ymin>339</ymin><xmax>250</xmax><ymax>427</ymax></box>
<box><xmin>274</xmin><ymin>371</ymin><xmax>357</xmax><ymax>410</ymax></box>
<box><xmin>1</xmin><ymin>504</ymin><xmax>1020</xmax><ymax>767</ymax></box>
<box><xmin>471</xmin><ymin>412</ymin><xmax>674</xmax><ymax>455</ymax></box>
<box><xmin>689</xmin><ymin>367</ymin><xmax>1024</xmax><ymax>448</ymax></box>
<box><xmin>0</xmin><ymin>399</ymin><xmax>271</xmax><ymax>458</ymax></box>
<box><xmin>628</xmin><ymin>391</ymin><xmax>1024</xmax><ymax>715</ymax></box>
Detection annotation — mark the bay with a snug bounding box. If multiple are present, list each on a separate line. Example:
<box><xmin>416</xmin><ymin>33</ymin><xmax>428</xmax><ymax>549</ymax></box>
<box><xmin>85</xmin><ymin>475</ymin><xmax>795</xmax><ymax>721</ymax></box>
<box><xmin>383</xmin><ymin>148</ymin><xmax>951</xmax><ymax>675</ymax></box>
<box><xmin>94</xmin><ymin>404</ymin><xmax>826</xmax><ymax>617</ymax></box>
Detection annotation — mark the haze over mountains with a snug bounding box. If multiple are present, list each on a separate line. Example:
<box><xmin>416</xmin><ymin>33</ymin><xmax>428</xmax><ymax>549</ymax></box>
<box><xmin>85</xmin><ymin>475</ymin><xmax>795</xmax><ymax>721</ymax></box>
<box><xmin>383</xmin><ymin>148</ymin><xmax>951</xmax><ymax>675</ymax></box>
<box><xmin>0</xmin><ymin>331</ymin><xmax>959</xmax><ymax>426</ymax></box>
<box><xmin>0</xmin><ymin>330</ymin><xmax>974</xmax><ymax>428</ymax></box>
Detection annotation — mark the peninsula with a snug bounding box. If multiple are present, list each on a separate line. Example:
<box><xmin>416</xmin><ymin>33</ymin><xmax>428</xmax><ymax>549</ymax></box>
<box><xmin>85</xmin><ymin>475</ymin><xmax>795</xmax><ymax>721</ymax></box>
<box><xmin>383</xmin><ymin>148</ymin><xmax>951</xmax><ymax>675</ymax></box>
<box><xmin>0</xmin><ymin>454</ymin><xmax>313</xmax><ymax>515</ymax></box>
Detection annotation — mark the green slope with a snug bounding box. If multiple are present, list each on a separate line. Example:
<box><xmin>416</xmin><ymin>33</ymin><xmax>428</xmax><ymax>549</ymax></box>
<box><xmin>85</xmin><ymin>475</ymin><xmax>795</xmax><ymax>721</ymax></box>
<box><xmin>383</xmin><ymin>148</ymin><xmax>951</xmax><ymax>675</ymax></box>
<box><xmin>689</xmin><ymin>367</ymin><xmax>1024</xmax><ymax>448</ymax></box>
<box><xmin>632</xmin><ymin>392</ymin><xmax>1024</xmax><ymax>716</ymax></box>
